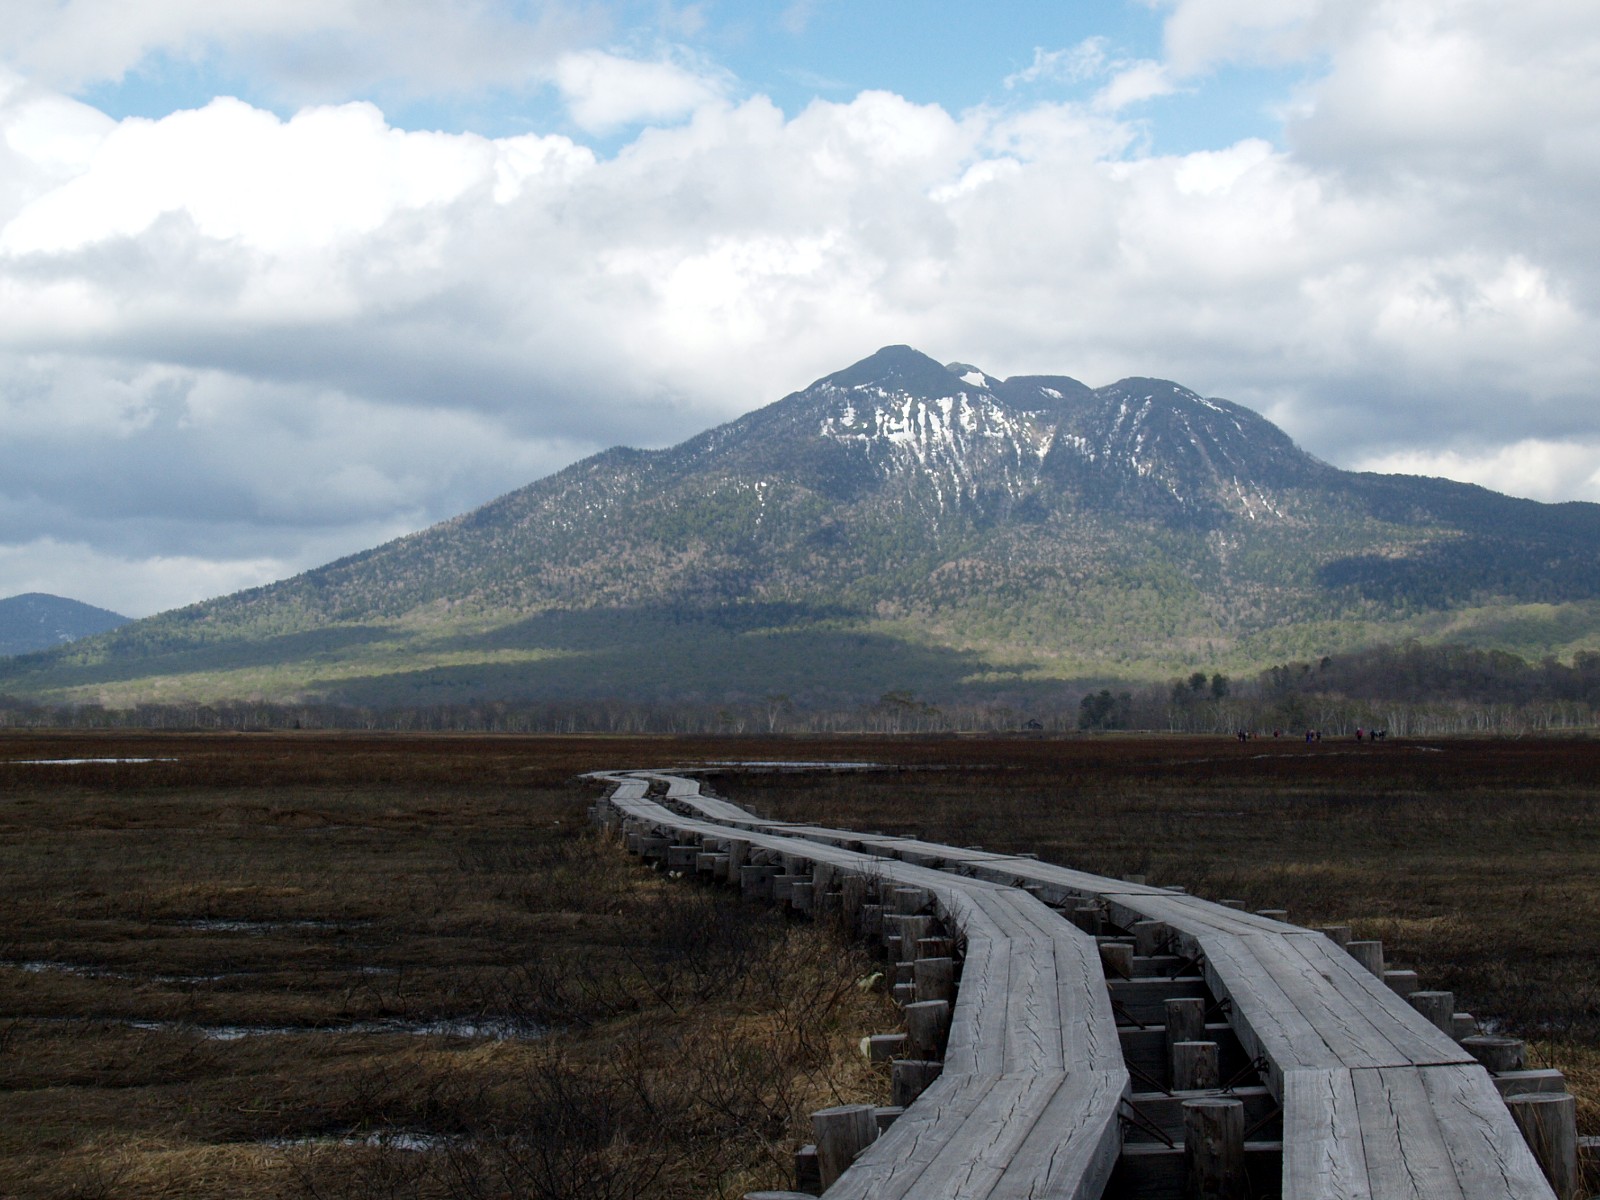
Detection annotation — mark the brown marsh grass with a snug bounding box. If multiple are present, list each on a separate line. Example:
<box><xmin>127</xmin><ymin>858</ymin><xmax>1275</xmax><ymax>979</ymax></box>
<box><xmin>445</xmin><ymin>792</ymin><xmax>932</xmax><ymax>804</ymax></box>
<box><xmin>0</xmin><ymin>731</ymin><xmax>894</xmax><ymax>1200</ymax></box>
<box><xmin>2</xmin><ymin>729</ymin><xmax>1597</xmax><ymax>1195</ymax></box>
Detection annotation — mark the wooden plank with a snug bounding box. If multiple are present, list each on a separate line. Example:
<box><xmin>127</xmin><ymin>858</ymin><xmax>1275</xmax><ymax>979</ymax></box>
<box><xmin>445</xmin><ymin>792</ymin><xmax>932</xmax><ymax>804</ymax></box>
<box><xmin>1201</xmin><ymin>934</ymin><xmax>1342</xmax><ymax>1079</ymax></box>
<box><xmin>972</xmin><ymin>890</ymin><xmax>1064</xmax><ymax>1076</ymax></box>
<box><xmin>879</xmin><ymin>1071</ymin><xmax>1073</xmax><ymax>1199</ymax></box>
<box><xmin>1418</xmin><ymin>1064</ymin><xmax>1558</xmax><ymax>1200</ymax></box>
<box><xmin>823</xmin><ymin>1071</ymin><xmax>996</xmax><ymax>1200</ymax></box>
<box><xmin>1285</xmin><ymin>937</ymin><xmax>1473</xmax><ymax>1068</ymax></box>
<box><xmin>1055</xmin><ymin>931</ymin><xmax>1125</xmax><ymax>1073</ymax></box>
<box><xmin>1349</xmin><ymin>1066</ymin><xmax>1468</xmax><ymax>1200</ymax></box>
<box><xmin>1282</xmin><ymin>1069</ymin><xmax>1374</xmax><ymax>1200</ymax></box>
<box><xmin>984</xmin><ymin>1069</ymin><xmax>1127</xmax><ymax>1200</ymax></box>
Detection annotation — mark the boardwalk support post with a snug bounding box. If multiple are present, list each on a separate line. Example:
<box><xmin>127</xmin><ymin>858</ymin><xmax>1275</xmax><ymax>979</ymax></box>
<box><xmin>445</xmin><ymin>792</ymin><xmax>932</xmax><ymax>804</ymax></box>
<box><xmin>1463</xmin><ymin>1035</ymin><xmax>1527</xmax><ymax>1073</ymax></box>
<box><xmin>812</xmin><ymin>1104</ymin><xmax>879</xmax><ymax>1190</ymax></box>
<box><xmin>905</xmin><ymin>998</ymin><xmax>952</xmax><ymax>1059</ymax></box>
<box><xmin>1347</xmin><ymin>939</ymin><xmax>1385</xmax><ymax>977</ymax></box>
<box><xmin>1183</xmin><ymin>1096</ymin><xmax>1246</xmax><ymax>1200</ymax></box>
<box><xmin>891</xmin><ymin>1059</ymin><xmax>943</xmax><ymax>1107</ymax></box>
<box><xmin>1409</xmin><ymin>989</ymin><xmax>1455</xmax><ymax>1034</ymax></box>
<box><xmin>1173</xmin><ymin>1040</ymin><xmax>1221</xmax><ymax>1091</ymax></box>
<box><xmin>1506</xmin><ymin>1092</ymin><xmax>1578</xmax><ymax>1200</ymax></box>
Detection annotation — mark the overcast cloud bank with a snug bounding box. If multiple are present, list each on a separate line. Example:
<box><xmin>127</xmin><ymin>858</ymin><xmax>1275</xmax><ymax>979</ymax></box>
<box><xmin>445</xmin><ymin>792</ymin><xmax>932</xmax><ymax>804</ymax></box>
<box><xmin>2</xmin><ymin>0</ymin><xmax>1598</xmax><ymax>615</ymax></box>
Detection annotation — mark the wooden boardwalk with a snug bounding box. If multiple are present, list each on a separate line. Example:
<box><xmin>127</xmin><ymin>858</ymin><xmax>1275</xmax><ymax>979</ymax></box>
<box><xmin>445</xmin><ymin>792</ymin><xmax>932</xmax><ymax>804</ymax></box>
<box><xmin>588</xmin><ymin>770</ymin><xmax>1567</xmax><ymax>1200</ymax></box>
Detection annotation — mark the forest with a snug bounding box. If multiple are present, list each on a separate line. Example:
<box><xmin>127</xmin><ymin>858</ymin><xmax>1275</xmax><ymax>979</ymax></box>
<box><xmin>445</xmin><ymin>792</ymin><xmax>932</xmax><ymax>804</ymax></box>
<box><xmin>3</xmin><ymin>641</ymin><xmax>1597</xmax><ymax>738</ymax></box>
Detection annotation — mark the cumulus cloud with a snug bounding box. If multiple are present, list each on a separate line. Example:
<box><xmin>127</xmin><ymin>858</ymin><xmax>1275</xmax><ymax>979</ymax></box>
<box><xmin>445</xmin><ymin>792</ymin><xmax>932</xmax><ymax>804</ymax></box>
<box><xmin>552</xmin><ymin>49</ymin><xmax>729</xmax><ymax>133</ymax></box>
<box><xmin>0</xmin><ymin>0</ymin><xmax>602</xmax><ymax>99</ymax></box>
<box><xmin>1354</xmin><ymin>440</ymin><xmax>1600</xmax><ymax>506</ymax></box>
<box><xmin>2</xmin><ymin>0</ymin><xmax>1600</xmax><ymax>614</ymax></box>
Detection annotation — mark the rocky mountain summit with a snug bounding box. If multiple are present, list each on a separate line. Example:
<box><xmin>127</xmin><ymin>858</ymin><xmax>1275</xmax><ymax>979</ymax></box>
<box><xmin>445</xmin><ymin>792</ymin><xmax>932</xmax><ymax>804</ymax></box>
<box><xmin>6</xmin><ymin>346</ymin><xmax>1599</xmax><ymax>706</ymax></box>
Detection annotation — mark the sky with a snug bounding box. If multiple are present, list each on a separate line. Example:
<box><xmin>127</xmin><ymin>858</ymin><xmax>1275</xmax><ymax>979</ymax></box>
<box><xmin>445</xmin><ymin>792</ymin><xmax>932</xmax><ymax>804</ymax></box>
<box><xmin>2</xmin><ymin>0</ymin><xmax>1598</xmax><ymax>617</ymax></box>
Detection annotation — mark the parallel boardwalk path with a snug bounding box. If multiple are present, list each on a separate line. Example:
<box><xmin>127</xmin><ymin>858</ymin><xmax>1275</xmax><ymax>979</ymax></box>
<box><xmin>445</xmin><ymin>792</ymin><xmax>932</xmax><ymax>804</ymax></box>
<box><xmin>588</xmin><ymin>770</ymin><xmax>1565</xmax><ymax>1200</ymax></box>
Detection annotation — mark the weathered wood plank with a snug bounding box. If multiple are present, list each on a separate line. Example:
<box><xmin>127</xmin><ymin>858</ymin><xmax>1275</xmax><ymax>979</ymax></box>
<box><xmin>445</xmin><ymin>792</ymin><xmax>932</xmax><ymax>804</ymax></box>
<box><xmin>1282</xmin><ymin>1069</ymin><xmax>1374</xmax><ymax>1200</ymax></box>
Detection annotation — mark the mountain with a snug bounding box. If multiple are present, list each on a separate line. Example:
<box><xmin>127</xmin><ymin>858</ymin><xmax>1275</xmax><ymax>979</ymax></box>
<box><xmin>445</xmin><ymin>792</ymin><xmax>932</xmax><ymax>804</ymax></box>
<box><xmin>5</xmin><ymin>346</ymin><xmax>1600</xmax><ymax>707</ymax></box>
<box><xmin>0</xmin><ymin>593</ymin><xmax>129</xmax><ymax>658</ymax></box>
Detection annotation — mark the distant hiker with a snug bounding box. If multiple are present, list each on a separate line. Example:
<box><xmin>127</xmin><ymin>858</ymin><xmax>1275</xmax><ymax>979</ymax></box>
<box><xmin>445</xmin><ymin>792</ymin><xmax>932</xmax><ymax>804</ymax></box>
<box><xmin>1355</xmin><ymin>728</ymin><xmax>1364</xmax><ymax>742</ymax></box>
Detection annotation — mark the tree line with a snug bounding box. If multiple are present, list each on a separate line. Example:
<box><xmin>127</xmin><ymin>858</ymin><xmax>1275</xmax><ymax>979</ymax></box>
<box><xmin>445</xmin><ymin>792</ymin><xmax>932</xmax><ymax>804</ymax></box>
<box><xmin>2</xmin><ymin>642</ymin><xmax>1597</xmax><ymax>737</ymax></box>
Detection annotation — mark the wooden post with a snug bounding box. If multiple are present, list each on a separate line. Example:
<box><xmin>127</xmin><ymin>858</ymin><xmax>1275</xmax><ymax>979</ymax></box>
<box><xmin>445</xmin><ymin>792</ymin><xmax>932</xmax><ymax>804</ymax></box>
<box><xmin>1255</xmin><ymin>908</ymin><xmax>1289</xmax><ymax>924</ymax></box>
<box><xmin>1347</xmin><ymin>939</ymin><xmax>1385</xmax><ymax>977</ymax></box>
<box><xmin>1218</xmin><ymin>899</ymin><xmax>1244</xmax><ymax>910</ymax></box>
<box><xmin>915</xmin><ymin>936</ymin><xmax>954</xmax><ymax>959</ymax></box>
<box><xmin>860</xmin><ymin>903</ymin><xmax>885</xmax><ymax>943</ymax></box>
<box><xmin>898</xmin><ymin>914</ymin><xmax>934</xmax><ymax>946</ymax></box>
<box><xmin>1183</xmin><ymin>1097</ymin><xmax>1246</xmax><ymax>1200</ymax></box>
<box><xmin>1319</xmin><ymin>924</ymin><xmax>1352</xmax><ymax>947</ymax></box>
<box><xmin>1172</xmin><ymin>1040</ymin><xmax>1221</xmax><ymax>1091</ymax></box>
<box><xmin>1384</xmin><ymin>969</ymin><xmax>1419</xmax><ymax>997</ymax></box>
<box><xmin>1167</xmin><ymin>996</ymin><xmax>1206</xmax><ymax>1043</ymax></box>
<box><xmin>1099</xmin><ymin>941</ymin><xmax>1134</xmax><ymax>979</ymax></box>
<box><xmin>1133</xmin><ymin>919</ymin><xmax>1171</xmax><ymax>957</ymax></box>
<box><xmin>1071</xmin><ymin>904</ymin><xmax>1102</xmax><ymax>935</ymax></box>
<box><xmin>914</xmin><ymin>956</ymin><xmax>955</xmax><ymax>1004</ymax></box>
<box><xmin>1408</xmin><ymin>989</ymin><xmax>1455</xmax><ymax>1034</ymax></box>
<box><xmin>867</xmin><ymin>1032</ymin><xmax>907</xmax><ymax>1061</ymax></box>
<box><xmin>790</xmin><ymin>881</ymin><xmax>814</xmax><ymax>915</ymax></box>
<box><xmin>1463</xmin><ymin>1035</ymin><xmax>1526</xmax><ymax>1073</ymax></box>
<box><xmin>904</xmin><ymin>999</ymin><xmax>951</xmax><ymax>1058</ymax></box>
<box><xmin>795</xmin><ymin>1143</ymin><xmax>821</xmax><ymax>1194</ymax></box>
<box><xmin>725</xmin><ymin>838</ymin><xmax>749</xmax><ymax>883</ymax></box>
<box><xmin>666</xmin><ymin>844</ymin><xmax>699</xmax><ymax>870</ymax></box>
<box><xmin>1506</xmin><ymin>1093</ymin><xmax>1578</xmax><ymax>1200</ymax></box>
<box><xmin>893</xmin><ymin>886</ymin><xmax>930</xmax><ymax>915</ymax></box>
<box><xmin>811</xmin><ymin>1104</ymin><xmax>878</xmax><ymax>1189</ymax></box>
<box><xmin>891</xmin><ymin>1059</ymin><xmax>943</xmax><ymax>1107</ymax></box>
<box><xmin>1452</xmin><ymin>1012</ymin><xmax>1479</xmax><ymax>1040</ymax></box>
<box><xmin>740</xmin><ymin>864</ymin><xmax>779</xmax><ymax>901</ymax></box>
<box><xmin>813</xmin><ymin>862</ymin><xmax>836</xmax><ymax>897</ymax></box>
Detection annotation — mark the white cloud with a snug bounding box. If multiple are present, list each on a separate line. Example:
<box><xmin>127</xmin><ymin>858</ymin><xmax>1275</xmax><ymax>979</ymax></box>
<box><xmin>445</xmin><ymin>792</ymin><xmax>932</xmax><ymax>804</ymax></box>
<box><xmin>1004</xmin><ymin>40</ymin><xmax>1112</xmax><ymax>89</ymax></box>
<box><xmin>0</xmin><ymin>0</ymin><xmax>602</xmax><ymax>99</ymax></box>
<box><xmin>1093</xmin><ymin>60</ymin><xmax>1177</xmax><ymax>111</ymax></box>
<box><xmin>1354</xmin><ymin>440</ymin><xmax>1600</xmax><ymax>506</ymax></box>
<box><xmin>4</xmin><ymin>0</ymin><xmax>1600</xmax><ymax>612</ymax></box>
<box><xmin>0</xmin><ymin>535</ymin><xmax>289</xmax><ymax>616</ymax></box>
<box><xmin>552</xmin><ymin>50</ymin><xmax>729</xmax><ymax>133</ymax></box>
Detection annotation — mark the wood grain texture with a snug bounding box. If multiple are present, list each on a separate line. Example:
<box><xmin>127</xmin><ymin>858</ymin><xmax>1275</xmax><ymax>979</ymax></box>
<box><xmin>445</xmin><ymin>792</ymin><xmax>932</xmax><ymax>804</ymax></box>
<box><xmin>590</xmin><ymin>770</ymin><xmax>1553</xmax><ymax>1200</ymax></box>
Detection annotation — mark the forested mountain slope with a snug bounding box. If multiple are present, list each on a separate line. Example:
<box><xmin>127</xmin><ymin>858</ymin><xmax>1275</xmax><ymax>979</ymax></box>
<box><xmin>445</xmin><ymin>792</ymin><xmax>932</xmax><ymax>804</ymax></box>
<box><xmin>6</xmin><ymin>346</ymin><xmax>1599</xmax><ymax>706</ymax></box>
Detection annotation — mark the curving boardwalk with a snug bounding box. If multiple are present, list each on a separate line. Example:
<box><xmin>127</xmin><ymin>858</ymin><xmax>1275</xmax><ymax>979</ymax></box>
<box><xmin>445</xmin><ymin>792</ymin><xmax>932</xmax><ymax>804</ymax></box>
<box><xmin>588</xmin><ymin>770</ymin><xmax>1563</xmax><ymax>1200</ymax></box>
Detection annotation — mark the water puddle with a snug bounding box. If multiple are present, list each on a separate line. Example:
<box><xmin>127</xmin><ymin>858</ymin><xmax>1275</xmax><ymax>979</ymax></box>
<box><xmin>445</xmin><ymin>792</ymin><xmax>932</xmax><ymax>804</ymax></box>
<box><xmin>112</xmin><ymin>1016</ymin><xmax>543</xmax><ymax>1041</ymax></box>
<box><xmin>172</xmin><ymin>918</ymin><xmax>364</xmax><ymax>934</ymax></box>
<box><xmin>265</xmin><ymin>1130</ymin><xmax>453</xmax><ymax>1152</ymax></box>
<box><xmin>9</xmin><ymin>757</ymin><xmax>179</xmax><ymax>765</ymax></box>
<box><xmin>698</xmin><ymin>760</ymin><xmax>893</xmax><ymax>770</ymax></box>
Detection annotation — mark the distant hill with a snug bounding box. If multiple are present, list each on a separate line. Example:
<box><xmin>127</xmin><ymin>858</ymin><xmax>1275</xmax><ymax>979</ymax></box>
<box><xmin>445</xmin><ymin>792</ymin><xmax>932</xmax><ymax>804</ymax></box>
<box><xmin>4</xmin><ymin>346</ymin><xmax>1600</xmax><ymax>707</ymax></box>
<box><xmin>0</xmin><ymin>593</ymin><xmax>129</xmax><ymax>658</ymax></box>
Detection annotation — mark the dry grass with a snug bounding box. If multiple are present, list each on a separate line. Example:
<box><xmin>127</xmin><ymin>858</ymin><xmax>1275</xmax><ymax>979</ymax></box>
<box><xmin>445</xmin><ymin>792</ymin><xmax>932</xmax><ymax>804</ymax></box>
<box><xmin>4</xmin><ymin>728</ymin><xmax>1598</xmax><ymax>1196</ymax></box>
<box><xmin>0</xmin><ymin>731</ymin><xmax>896</xmax><ymax>1200</ymax></box>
